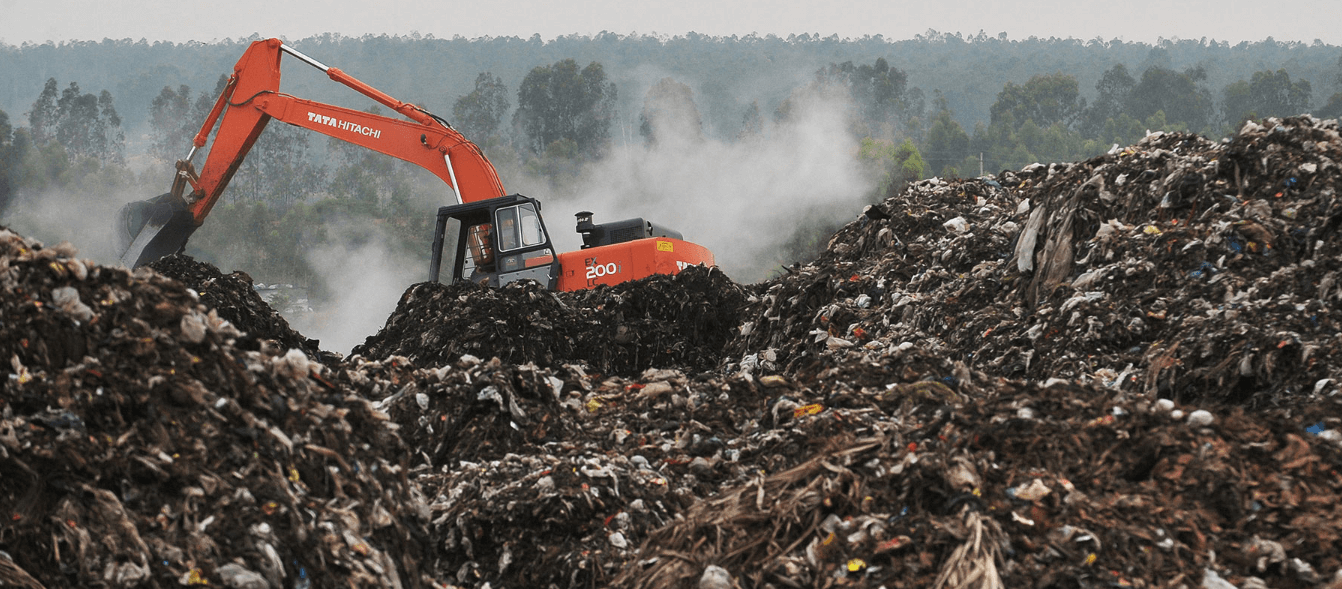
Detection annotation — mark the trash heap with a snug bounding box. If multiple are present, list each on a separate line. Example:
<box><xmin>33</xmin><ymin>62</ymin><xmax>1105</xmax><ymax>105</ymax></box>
<box><xmin>375</xmin><ymin>347</ymin><xmax>979</xmax><ymax>588</ymax></box>
<box><xmin>730</xmin><ymin>116</ymin><xmax>1342</xmax><ymax>408</ymax></box>
<box><xmin>614</xmin><ymin>380</ymin><xmax>1342</xmax><ymax>589</ymax></box>
<box><xmin>5</xmin><ymin>115</ymin><xmax>1342</xmax><ymax>589</ymax></box>
<box><xmin>149</xmin><ymin>253</ymin><xmax>330</xmax><ymax>363</ymax></box>
<box><xmin>0</xmin><ymin>231</ymin><xmax>432</xmax><ymax>588</ymax></box>
<box><xmin>354</xmin><ymin>341</ymin><xmax>1342</xmax><ymax>589</ymax></box>
<box><xmin>353</xmin><ymin>265</ymin><xmax>745</xmax><ymax>377</ymax></box>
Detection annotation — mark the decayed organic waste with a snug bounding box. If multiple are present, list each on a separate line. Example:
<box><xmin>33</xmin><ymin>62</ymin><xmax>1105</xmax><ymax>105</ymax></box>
<box><xmin>4</xmin><ymin>115</ymin><xmax>1342</xmax><ymax>589</ymax></box>
<box><xmin>149</xmin><ymin>253</ymin><xmax>331</xmax><ymax>362</ymax></box>
<box><xmin>352</xmin><ymin>264</ymin><xmax>745</xmax><ymax>377</ymax></box>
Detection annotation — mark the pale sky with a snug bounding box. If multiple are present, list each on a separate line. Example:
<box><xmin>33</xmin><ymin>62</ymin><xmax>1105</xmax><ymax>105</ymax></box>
<box><xmin>1</xmin><ymin>0</ymin><xmax>1339</xmax><ymax>46</ymax></box>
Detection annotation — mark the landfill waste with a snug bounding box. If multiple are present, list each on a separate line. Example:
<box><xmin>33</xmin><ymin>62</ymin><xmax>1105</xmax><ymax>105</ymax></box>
<box><xmin>0</xmin><ymin>232</ymin><xmax>432</xmax><ymax>588</ymax></box>
<box><xmin>353</xmin><ymin>265</ymin><xmax>745</xmax><ymax>377</ymax></box>
<box><xmin>149</xmin><ymin>253</ymin><xmax>333</xmax><ymax>363</ymax></box>
<box><xmin>4</xmin><ymin>115</ymin><xmax>1342</xmax><ymax>588</ymax></box>
<box><xmin>729</xmin><ymin>116</ymin><xmax>1342</xmax><ymax>408</ymax></box>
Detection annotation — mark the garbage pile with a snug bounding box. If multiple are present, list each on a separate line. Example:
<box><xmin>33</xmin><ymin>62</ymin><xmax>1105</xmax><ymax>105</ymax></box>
<box><xmin>353</xmin><ymin>265</ymin><xmax>745</xmax><ymax>377</ymax></box>
<box><xmin>613</xmin><ymin>380</ymin><xmax>1342</xmax><ymax>589</ymax></box>
<box><xmin>5</xmin><ymin>115</ymin><xmax>1342</xmax><ymax>589</ymax></box>
<box><xmin>149</xmin><ymin>253</ymin><xmax>330</xmax><ymax>363</ymax></box>
<box><xmin>379</xmin><ymin>347</ymin><xmax>978</xmax><ymax>588</ymax></box>
<box><xmin>351</xmin><ymin>340</ymin><xmax>1342</xmax><ymax>589</ymax></box>
<box><xmin>730</xmin><ymin>116</ymin><xmax>1342</xmax><ymax>408</ymax></box>
<box><xmin>0</xmin><ymin>231</ymin><xmax>432</xmax><ymax>588</ymax></box>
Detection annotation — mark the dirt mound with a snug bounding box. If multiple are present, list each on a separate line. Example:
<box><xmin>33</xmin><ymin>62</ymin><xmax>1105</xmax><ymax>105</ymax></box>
<box><xmin>0</xmin><ymin>230</ymin><xmax>431</xmax><ymax>588</ymax></box>
<box><xmin>149</xmin><ymin>253</ymin><xmax>331</xmax><ymax>363</ymax></box>
<box><xmin>731</xmin><ymin>116</ymin><xmax>1342</xmax><ymax>408</ymax></box>
<box><xmin>353</xmin><ymin>264</ymin><xmax>745</xmax><ymax>377</ymax></box>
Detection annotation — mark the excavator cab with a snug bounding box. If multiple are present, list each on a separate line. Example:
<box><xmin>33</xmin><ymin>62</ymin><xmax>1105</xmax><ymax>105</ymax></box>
<box><xmin>430</xmin><ymin>194</ymin><xmax>559</xmax><ymax>288</ymax></box>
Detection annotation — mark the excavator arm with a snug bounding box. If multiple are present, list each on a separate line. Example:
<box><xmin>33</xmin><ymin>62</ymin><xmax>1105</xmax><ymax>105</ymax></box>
<box><xmin>118</xmin><ymin>38</ymin><xmax>505</xmax><ymax>268</ymax></box>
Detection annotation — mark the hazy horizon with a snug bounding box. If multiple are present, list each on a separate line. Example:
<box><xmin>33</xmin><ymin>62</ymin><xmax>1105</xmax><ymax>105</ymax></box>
<box><xmin>2</xmin><ymin>0</ymin><xmax>1340</xmax><ymax>47</ymax></box>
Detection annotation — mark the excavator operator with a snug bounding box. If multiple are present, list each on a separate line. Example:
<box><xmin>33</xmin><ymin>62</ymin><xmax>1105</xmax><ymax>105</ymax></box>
<box><xmin>468</xmin><ymin>223</ymin><xmax>495</xmax><ymax>273</ymax></box>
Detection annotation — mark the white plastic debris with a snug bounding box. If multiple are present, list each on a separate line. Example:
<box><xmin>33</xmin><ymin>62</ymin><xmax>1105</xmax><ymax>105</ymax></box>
<box><xmin>1011</xmin><ymin>478</ymin><xmax>1052</xmax><ymax>501</ymax></box>
<box><xmin>179</xmin><ymin>312</ymin><xmax>209</xmax><ymax>344</ymax></box>
<box><xmin>1187</xmin><ymin>410</ymin><xmax>1215</xmax><ymax>427</ymax></box>
<box><xmin>217</xmin><ymin>563</ymin><xmax>269</xmax><ymax>589</ymax></box>
<box><xmin>1202</xmin><ymin>568</ymin><xmax>1238</xmax><ymax>589</ymax></box>
<box><xmin>943</xmin><ymin>216</ymin><xmax>970</xmax><ymax>233</ymax></box>
<box><xmin>698</xmin><ymin>565</ymin><xmax>732</xmax><ymax>589</ymax></box>
<box><xmin>52</xmin><ymin>286</ymin><xmax>95</xmax><ymax>323</ymax></box>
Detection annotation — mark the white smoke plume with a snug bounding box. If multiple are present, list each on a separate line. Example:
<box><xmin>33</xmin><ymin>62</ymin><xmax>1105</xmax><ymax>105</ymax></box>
<box><xmin>285</xmin><ymin>222</ymin><xmax>423</xmax><ymax>356</ymax></box>
<box><xmin>0</xmin><ymin>179</ymin><xmax>150</xmax><ymax>266</ymax></box>
<box><xmin>528</xmin><ymin>85</ymin><xmax>872</xmax><ymax>283</ymax></box>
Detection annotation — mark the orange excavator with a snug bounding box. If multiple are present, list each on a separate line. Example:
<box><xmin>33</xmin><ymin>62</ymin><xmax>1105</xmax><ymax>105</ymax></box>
<box><xmin>117</xmin><ymin>37</ymin><xmax>714</xmax><ymax>291</ymax></box>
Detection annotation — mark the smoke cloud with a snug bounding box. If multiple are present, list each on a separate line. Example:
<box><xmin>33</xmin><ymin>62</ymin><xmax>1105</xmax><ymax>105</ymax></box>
<box><xmin>1</xmin><ymin>180</ymin><xmax>147</xmax><ymax>266</ymax></box>
<box><xmin>285</xmin><ymin>222</ymin><xmax>424</xmax><ymax>355</ymax></box>
<box><xmin>530</xmin><ymin>87</ymin><xmax>873</xmax><ymax>283</ymax></box>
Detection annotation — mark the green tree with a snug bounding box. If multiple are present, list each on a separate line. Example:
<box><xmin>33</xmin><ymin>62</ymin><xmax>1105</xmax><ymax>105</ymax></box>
<box><xmin>149</xmin><ymin>85</ymin><xmax>194</xmax><ymax>162</ymax></box>
<box><xmin>893</xmin><ymin>139</ymin><xmax>926</xmax><ymax>192</ymax></box>
<box><xmin>638</xmin><ymin>77</ymin><xmax>703</xmax><ymax>144</ymax></box>
<box><xmin>923</xmin><ymin>93</ymin><xmax>971</xmax><ymax>177</ymax></box>
<box><xmin>1126</xmin><ymin>66</ymin><xmax>1213</xmax><ymax>131</ymax></box>
<box><xmin>815</xmin><ymin>57</ymin><xmax>909</xmax><ymax>137</ymax></box>
<box><xmin>738</xmin><ymin>101</ymin><xmax>763</xmax><ymax>140</ymax></box>
<box><xmin>28</xmin><ymin>79</ymin><xmax>60</xmax><ymax>144</ymax></box>
<box><xmin>231</xmin><ymin>120</ymin><xmax>322</xmax><ymax>208</ymax></box>
<box><xmin>1319</xmin><ymin>93</ymin><xmax>1342</xmax><ymax>119</ymax></box>
<box><xmin>1222</xmin><ymin>69</ymin><xmax>1312</xmax><ymax>128</ymax></box>
<box><xmin>523</xmin><ymin>137</ymin><xmax>584</xmax><ymax>187</ymax></box>
<box><xmin>327</xmin><ymin>106</ymin><xmax>406</xmax><ymax>200</ymax></box>
<box><xmin>0</xmin><ymin>109</ymin><xmax>31</xmax><ymax>215</ymax></box>
<box><xmin>989</xmin><ymin>72</ymin><xmax>1085</xmax><ymax>130</ymax></box>
<box><xmin>1081</xmin><ymin>64</ymin><xmax>1136</xmax><ymax>137</ymax></box>
<box><xmin>26</xmin><ymin>78</ymin><xmax>124</xmax><ymax>164</ymax></box>
<box><xmin>1100</xmin><ymin>112</ymin><xmax>1147</xmax><ymax>147</ymax></box>
<box><xmin>61</xmin><ymin>84</ymin><xmax>123</xmax><ymax>163</ymax></box>
<box><xmin>512</xmin><ymin>59</ymin><xmax>617</xmax><ymax>158</ymax></box>
<box><xmin>452</xmin><ymin>72</ymin><xmax>510</xmax><ymax>142</ymax></box>
<box><xmin>1321</xmin><ymin>54</ymin><xmax>1342</xmax><ymax>120</ymax></box>
<box><xmin>148</xmin><ymin>76</ymin><xmax>224</xmax><ymax>163</ymax></box>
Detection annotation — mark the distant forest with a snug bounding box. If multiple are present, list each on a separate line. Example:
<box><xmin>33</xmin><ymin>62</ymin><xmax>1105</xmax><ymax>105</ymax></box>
<box><xmin>3</xmin><ymin>32</ymin><xmax>1340</xmax><ymax>144</ymax></box>
<box><xmin>1</xmin><ymin>32</ymin><xmax>1341</xmax><ymax>283</ymax></box>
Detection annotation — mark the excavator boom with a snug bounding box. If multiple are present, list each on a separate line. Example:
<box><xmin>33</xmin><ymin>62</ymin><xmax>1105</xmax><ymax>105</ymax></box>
<box><xmin>118</xmin><ymin>38</ymin><xmax>505</xmax><ymax>268</ymax></box>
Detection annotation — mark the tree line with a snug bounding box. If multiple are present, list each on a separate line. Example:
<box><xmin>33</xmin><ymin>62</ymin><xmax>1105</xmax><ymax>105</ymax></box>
<box><xmin>1</xmin><ymin>34</ymin><xmax>1341</xmax><ymax>283</ymax></box>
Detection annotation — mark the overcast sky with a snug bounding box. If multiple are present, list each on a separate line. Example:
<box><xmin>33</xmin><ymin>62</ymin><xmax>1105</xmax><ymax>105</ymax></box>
<box><xmin>1</xmin><ymin>0</ymin><xmax>1339</xmax><ymax>46</ymax></box>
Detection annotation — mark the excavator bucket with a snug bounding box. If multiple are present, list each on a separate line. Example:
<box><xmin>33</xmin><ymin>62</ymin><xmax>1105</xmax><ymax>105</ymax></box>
<box><xmin>116</xmin><ymin>193</ymin><xmax>199</xmax><ymax>268</ymax></box>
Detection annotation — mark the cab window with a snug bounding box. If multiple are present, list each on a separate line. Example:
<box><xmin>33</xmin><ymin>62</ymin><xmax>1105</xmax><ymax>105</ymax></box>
<box><xmin>518</xmin><ymin>204</ymin><xmax>545</xmax><ymax>246</ymax></box>
<box><xmin>496</xmin><ymin>203</ymin><xmax>546</xmax><ymax>251</ymax></box>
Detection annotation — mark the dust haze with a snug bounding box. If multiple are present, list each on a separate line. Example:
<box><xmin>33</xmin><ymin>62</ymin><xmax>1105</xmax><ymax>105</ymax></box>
<box><xmin>282</xmin><ymin>223</ymin><xmax>423</xmax><ymax>356</ymax></box>
<box><xmin>1</xmin><ymin>184</ymin><xmax>143</xmax><ymax>266</ymax></box>
<box><xmin>283</xmin><ymin>87</ymin><xmax>877</xmax><ymax>353</ymax></box>
<box><xmin>0</xmin><ymin>84</ymin><xmax>879</xmax><ymax>358</ymax></box>
<box><xmin>523</xmin><ymin>87</ymin><xmax>873</xmax><ymax>283</ymax></box>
